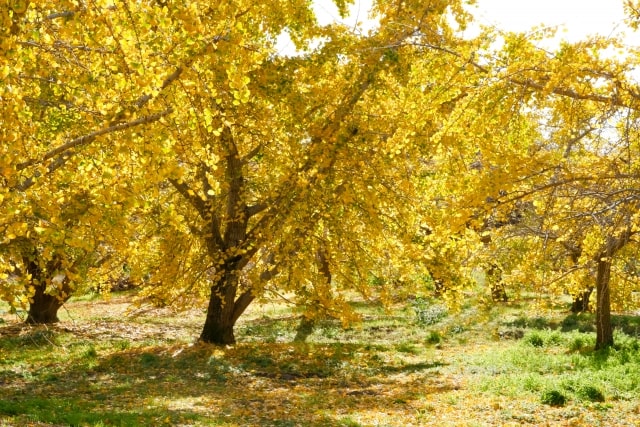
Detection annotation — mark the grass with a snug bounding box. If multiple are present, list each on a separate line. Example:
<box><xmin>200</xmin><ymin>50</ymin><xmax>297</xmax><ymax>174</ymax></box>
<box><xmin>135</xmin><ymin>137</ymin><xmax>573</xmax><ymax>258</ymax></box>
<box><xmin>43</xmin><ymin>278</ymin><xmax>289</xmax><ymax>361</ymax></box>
<box><xmin>0</xmin><ymin>294</ymin><xmax>639</xmax><ymax>426</ymax></box>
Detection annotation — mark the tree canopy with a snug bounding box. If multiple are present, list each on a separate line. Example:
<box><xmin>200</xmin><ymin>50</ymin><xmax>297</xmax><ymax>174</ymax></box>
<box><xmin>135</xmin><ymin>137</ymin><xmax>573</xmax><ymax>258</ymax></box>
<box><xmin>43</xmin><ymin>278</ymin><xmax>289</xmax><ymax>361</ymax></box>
<box><xmin>3</xmin><ymin>0</ymin><xmax>640</xmax><ymax>348</ymax></box>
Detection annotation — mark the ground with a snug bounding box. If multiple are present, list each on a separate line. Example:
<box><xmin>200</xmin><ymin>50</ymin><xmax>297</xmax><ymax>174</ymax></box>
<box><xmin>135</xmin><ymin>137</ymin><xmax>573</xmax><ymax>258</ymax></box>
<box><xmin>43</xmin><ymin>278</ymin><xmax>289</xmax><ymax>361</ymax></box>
<box><xmin>1</xmin><ymin>293</ymin><xmax>640</xmax><ymax>426</ymax></box>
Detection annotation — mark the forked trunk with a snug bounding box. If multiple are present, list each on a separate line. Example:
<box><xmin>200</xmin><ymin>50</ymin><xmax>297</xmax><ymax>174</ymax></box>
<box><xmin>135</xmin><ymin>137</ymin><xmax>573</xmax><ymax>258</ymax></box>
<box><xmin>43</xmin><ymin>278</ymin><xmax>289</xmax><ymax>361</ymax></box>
<box><xmin>199</xmin><ymin>267</ymin><xmax>254</xmax><ymax>345</ymax></box>
<box><xmin>26</xmin><ymin>282</ymin><xmax>65</xmax><ymax>324</ymax></box>
<box><xmin>595</xmin><ymin>258</ymin><xmax>613</xmax><ymax>350</ymax></box>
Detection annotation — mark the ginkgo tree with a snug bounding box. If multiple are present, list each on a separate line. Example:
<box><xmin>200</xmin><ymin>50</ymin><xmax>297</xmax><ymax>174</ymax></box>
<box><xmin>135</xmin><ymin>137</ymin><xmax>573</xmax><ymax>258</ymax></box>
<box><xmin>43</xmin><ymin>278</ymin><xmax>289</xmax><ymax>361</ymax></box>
<box><xmin>436</xmin><ymin>23</ymin><xmax>640</xmax><ymax>349</ymax></box>
<box><xmin>7</xmin><ymin>0</ymin><xmax>640</xmax><ymax>350</ymax></box>
<box><xmin>0</xmin><ymin>0</ymin><xmax>171</xmax><ymax>321</ymax></box>
<box><xmin>119</xmin><ymin>0</ymin><xmax>487</xmax><ymax>344</ymax></box>
<box><xmin>2</xmin><ymin>0</ymin><xmax>488</xmax><ymax>343</ymax></box>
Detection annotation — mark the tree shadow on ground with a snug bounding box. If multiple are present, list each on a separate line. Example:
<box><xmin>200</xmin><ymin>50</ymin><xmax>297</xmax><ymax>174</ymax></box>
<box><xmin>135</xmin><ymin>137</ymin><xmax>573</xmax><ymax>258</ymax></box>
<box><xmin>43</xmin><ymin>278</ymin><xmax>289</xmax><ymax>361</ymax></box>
<box><xmin>0</xmin><ymin>335</ymin><xmax>456</xmax><ymax>427</ymax></box>
<box><xmin>559</xmin><ymin>313</ymin><xmax>640</xmax><ymax>336</ymax></box>
<box><xmin>503</xmin><ymin>316</ymin><xmax>557</xmax><ymax>330</ymax></box>
<box><xmin>501</xmin><ymin>312</ymin><xmax>640</xmax><ymax>337</ymax></box>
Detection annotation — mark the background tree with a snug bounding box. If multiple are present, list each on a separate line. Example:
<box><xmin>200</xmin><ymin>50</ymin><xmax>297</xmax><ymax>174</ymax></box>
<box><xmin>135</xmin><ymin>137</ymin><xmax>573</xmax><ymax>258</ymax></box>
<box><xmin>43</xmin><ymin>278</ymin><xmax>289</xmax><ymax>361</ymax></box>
<box><xmin>0</xmin><ymin>0</ymin><xmax>169</xmax><ymax>320</ymax></box>
<box><xmin>440</xmin><ymin>27</ymin><xmax>640</xmax><ymax>349</ymax></box>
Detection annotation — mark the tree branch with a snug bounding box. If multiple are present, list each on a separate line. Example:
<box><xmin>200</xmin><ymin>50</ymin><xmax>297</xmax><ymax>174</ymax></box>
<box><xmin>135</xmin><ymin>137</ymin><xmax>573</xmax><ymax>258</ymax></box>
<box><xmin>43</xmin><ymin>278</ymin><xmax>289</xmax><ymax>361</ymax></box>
<box><xmin>167</xmin><ymin>178</ymin><xmax>208</xmax><ymax>219</ymax></box>
<box><xmin>246</xmin><ymin>203</ymin><xmax>268</xmax><ymax>218</ymax></box>
<box><xmin>231</xmin><ymin>289</ymin><xmax>255</xmax><ymax>324</ymax></box>
<box><xmin>410</xmin><ymin>42</ymin><xmax>640</xmax><ymax>110</ymax></box>
<box><xmin>16</xmin><ymin>108</ymin><xmax>173</xmax><ymax>172</ymax></box>
<box><xmin>241</xmin><ymin>143</ymin><xmax>263</xmax><ymax>164</ymax></box>
<box><xmin>15</xmin><ymin>108</ymin><xmax>173</xmax><ymax>191</ymax></box>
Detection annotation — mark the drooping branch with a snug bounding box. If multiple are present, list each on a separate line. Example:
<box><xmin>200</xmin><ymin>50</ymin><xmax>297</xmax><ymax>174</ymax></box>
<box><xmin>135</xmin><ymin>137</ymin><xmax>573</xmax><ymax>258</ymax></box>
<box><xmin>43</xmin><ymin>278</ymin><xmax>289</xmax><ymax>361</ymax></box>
<box><xmin>509</xmin><ymin>77</ymin><xmax>623</xmax><ymax>106</ymax></box>
<box><xmin>497</xmin><ymin>174</ymin><xmax>640</xmax><ymax>206</ymax></box>
<box><xmin>411</xmin><ymin>42</ymin><xmax>640</xmax><ymax>110</ymax></box>
<box><xmin>241</xmin><ymin>54</ymin><xmax>385</xmax><ymax>252</ymax></box>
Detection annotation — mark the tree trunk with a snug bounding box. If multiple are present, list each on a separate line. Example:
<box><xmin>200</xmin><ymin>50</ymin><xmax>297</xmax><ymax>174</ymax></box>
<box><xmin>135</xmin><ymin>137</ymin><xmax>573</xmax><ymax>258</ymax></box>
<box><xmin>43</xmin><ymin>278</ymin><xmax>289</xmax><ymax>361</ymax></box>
<box><xmin>595</xmin><ymin>258</ymin><xmax>614</xmax><ymax>350</ymax></box>
<box><xmin>491</xmin><ymin>283</ymin><xmax>508</xmax><ymax>302</ymax></box>
<box><xmin>199</xmin><ymin>292</ymin><xmax>237</xmax><ymax>344</ymax></box>
<box><xmin>199</xmin><ymin>266</ymin><xmax>254</xmax><ymax>345</ymax></box>
<box><xmin>293</xmin><ymin>247</ymin><xmax>333</xmax><ymax>343</ymax></box>
<box><xmin>24</xmin><ymin>256</ymin><xmax>71</xmax><ymax>324</ymax></box>
<box><xmin>200</xmin><ymin>272</ymin><xmax>238</xmax><ymax>344</ymax></box>
<box><xmin>26</xmin><ymin>282</ymin><xmax>65</xmax><ymax>324</ymax></box>
<box><xmin>571</xmin><ymin>288</ymin><xmax>593</xmax><ymax>313</ymax></box>
<box><xmin>486</xmin><ymin>263</ymin><xmax>508</xmax><ymax>302</ymax></box>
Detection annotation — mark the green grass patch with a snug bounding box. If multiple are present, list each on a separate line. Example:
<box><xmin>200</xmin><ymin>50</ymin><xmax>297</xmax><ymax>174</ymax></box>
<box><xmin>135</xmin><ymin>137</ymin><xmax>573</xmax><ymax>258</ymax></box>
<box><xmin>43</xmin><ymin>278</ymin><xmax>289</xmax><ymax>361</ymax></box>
<box><xmin>1</xmin><ymin>293</ymin><xmax>640</xmax><ymax>425</ymax></box>
<box><xmin>541</xmin><ymin>389</ymin><xmax>567</xmax><ymax>406</ymax></box>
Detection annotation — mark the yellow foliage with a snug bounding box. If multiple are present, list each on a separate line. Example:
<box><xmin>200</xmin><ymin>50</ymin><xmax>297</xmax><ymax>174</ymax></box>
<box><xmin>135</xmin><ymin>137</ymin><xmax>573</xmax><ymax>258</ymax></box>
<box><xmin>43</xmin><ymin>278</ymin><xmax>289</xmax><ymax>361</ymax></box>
<box><xmin>3</xmin><ymin>0</ymin><xmax>640</xmax><ymax>340</ymax></box>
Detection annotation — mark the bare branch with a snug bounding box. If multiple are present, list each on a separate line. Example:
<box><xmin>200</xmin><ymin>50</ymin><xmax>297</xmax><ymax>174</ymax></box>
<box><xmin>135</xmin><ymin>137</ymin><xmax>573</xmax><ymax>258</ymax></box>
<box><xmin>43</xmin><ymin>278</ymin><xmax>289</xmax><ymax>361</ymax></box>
<box><xmin>410</xmin><ymin>42</ymin><xmax>640</xmax><ymax>110</ymax></box>
<box><xmin>510</xmin><ymin>77</ymin><xmax>619</xmax><ymax>106</ymax></box>
<box><xmin>231</xmin><ymin>289</ymin><xmax>254</xmax><ymax>324</ymax></box>
<box><xmin>46</xmin><ymin>11</ymin><xmax>75</xmax><ymax>20</ymax></box>
<box><xmin>246</xmin><ymin>203</ymin><xmax>268</xmax><ymax>218</ymax></box>
<box><xmin>241</xmin><ymin>143</ymin><xmax>263</xmax><ymax>163</ymax></box>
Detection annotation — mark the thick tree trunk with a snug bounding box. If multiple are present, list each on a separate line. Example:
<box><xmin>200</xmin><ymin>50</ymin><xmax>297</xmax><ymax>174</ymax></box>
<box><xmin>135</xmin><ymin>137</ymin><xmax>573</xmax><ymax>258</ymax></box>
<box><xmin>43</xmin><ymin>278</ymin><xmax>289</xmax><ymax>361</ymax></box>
<box><xmin>199</xmin><ymin>292</ymin><xmax>237</xmax><ymax>344</ymax></box>
<box><xmin>200</xmin><ymin>272</ymin><xmax>238</xmax><ymax>344</ymax></box>
<box><xmin>595</xmin><ymin>258</ymin><xmax>614</xmax><ymax>350</ymax></box>
<box><xmin>24</xmin><ymin>257</ymin><xmax>71</xmax><ymax>324</ymax></box>
<box><xmin>26</xmin><ymin>282</ymin><xmax>65</xmax><ymax>324</ymax></box>
<box><xmin>199</xmin><ymin>266</ymin><xmax>254</xmax><ymax>345</ymax></box>
<box><xmin>571</xmin><ymin>288</ymin><xmax>593</xmax><ymax>313</ymax></box>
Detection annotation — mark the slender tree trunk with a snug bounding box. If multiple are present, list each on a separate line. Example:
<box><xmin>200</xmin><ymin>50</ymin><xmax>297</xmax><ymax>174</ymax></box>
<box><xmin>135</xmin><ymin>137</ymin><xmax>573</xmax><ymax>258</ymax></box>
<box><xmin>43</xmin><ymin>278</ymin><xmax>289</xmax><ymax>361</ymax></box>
<box><xmin>595</xmin><ymin>258</ymin><xmax>614</xmax><ymax>350</ymax></box>
<box><xmin>294</xmin><ymin>316</ymin><xmax>316</xmax><ymax>343</ymax></box>
<box><xmin>294</xmin><ymin>247</ymin><xmax>333</xmax><ymax>343</ymax></box>
<box><xmin>487</xmin><ymin>263</ymin><xmax>507</xmax><ymax>302</ymax></box>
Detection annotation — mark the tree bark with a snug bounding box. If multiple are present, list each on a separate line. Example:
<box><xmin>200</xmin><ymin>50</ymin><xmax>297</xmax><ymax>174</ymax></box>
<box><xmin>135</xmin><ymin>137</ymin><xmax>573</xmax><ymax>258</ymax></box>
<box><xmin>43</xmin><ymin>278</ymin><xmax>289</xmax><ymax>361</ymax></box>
<box><xmin>199</xmin><ymin>295</ymin><xmax>237</xmax><ymax>344</ymax></box>
<box><xmin>571</xmin><ymin>288</ymin><xmax>593</xmax><ymax>313</ymax></box>
<box><xmin>23</xmin><ymin>257</ymin><xmax>71</xmax><ymax>324</ymax></box>
<box><xmin>595</xmin><ymin>257</ymin><xmax>613</xmax><ymax>350</ymax></box>
<box><xmin>487</xmin><ymin>263</ymin><xmax>508</xmax><ymax>302</ymax></box>
<box><xmin>199</xmin><ymin>269</ymin><xmax>238</xmax><ymax>345</ymax></box>
<box><xmin>199</xmin><ymin>263</ymin><xmax>255</xmax><ymax>345</ymax></box>
<box><xmin>26</xmin><ymin>282</ymin><xmax>66</xmax><ymax>323</ymax></box>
